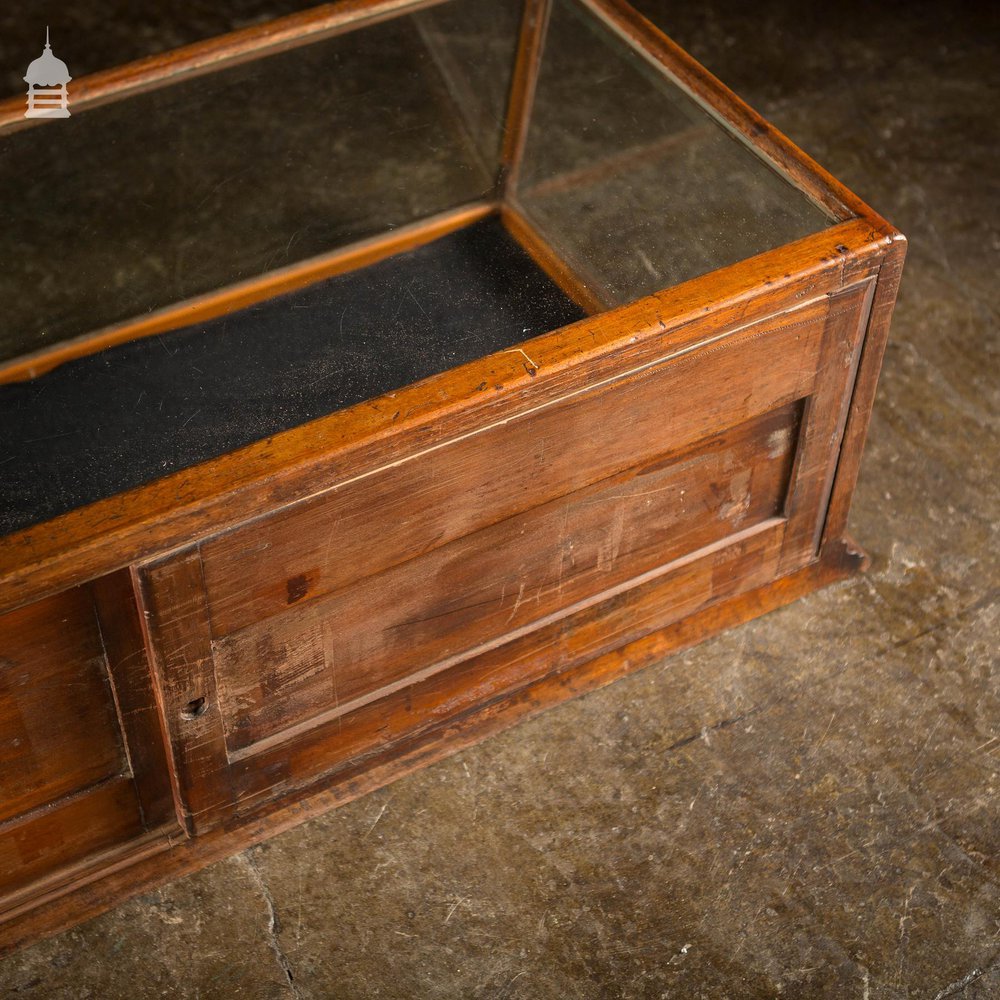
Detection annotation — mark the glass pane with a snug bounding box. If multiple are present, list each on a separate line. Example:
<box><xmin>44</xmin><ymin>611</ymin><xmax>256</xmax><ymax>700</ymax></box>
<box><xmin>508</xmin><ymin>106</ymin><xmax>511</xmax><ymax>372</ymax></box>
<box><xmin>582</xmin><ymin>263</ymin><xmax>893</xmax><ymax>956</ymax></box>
<box><xmin>0</xmin><ymin>217</ymin><xmax>584</xmax><ymax>536</ymax></box>
<box><xmin>0</xmin><ymin>0</ymin><xmax>521</xmax><ymax>366</ymax></box>
<box><xmin>516</xmin><ymin>0</ymin><xmax>835</xmax><ymax>307</ymax></box>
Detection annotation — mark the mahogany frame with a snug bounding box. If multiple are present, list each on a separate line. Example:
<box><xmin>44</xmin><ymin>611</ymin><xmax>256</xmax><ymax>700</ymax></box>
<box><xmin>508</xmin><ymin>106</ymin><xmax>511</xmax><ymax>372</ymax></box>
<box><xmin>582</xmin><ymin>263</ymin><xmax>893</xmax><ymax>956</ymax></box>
<box><xmin>0</xmin><ymin>0</ymin><xmax>905</xmax><ymax>956</ymax></box>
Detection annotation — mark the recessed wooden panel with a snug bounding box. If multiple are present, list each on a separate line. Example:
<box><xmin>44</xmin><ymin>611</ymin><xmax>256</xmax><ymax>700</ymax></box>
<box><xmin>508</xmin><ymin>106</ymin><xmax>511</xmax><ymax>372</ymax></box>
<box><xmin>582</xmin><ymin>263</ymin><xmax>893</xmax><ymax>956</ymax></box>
<box><xmin>0</xmin><ymin>574</ymin><xmax>180</xmax><ymax>906</ymax></box>
<box><xmin>0</xmin><ymin>778</ymin><xmax>142</xmax><ymax>896</ymax></box>
<box><xmin>230</xmin><ymin>519</ymin><xmax>787</xmax><ymax>811</ymax></box>
<box><xmin>200</xmin><ymin>293</ymin><xmax>830</xmax><ymax>639</ymax></box>
<box><xmin>0</xmin><ymin>587</ymin><xmax>126</xmax><ymax>823</ymax></box>
<box><xmin>213</xmin><ymin>401</ymin><xmax>801</xmax><ymax>753</ymax></box>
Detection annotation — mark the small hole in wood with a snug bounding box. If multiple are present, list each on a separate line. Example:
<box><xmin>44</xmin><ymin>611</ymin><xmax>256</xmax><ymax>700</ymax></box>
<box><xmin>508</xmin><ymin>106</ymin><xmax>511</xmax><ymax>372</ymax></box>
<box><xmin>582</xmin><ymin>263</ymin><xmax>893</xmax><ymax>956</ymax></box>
<box><xmin>181</xmin><ymin>697</ymin><xmax>207</xmax><ymax>720</ymax></box>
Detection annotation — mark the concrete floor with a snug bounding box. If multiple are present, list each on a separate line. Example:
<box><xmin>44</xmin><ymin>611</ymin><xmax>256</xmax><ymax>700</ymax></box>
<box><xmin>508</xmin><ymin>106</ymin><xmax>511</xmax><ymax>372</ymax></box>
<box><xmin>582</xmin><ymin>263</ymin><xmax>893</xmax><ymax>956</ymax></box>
<box><xmin>2</xmin><ymin>1</ymin><xmax>998</xmax><ymax>997</ymax></box>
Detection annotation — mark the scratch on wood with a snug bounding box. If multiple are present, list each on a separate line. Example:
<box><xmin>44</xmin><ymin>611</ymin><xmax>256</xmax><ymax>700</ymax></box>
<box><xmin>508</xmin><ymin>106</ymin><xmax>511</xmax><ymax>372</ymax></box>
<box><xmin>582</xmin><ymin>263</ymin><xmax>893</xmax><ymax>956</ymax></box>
<box><xmin>505</xmin><ymin>582</ymin><xmax>526</xmax><ymax>625</ymax></box>
<box><xmin>500</xmin><ymin>347</ymin><xmax>538</xmax><ymax>372</ymax></box>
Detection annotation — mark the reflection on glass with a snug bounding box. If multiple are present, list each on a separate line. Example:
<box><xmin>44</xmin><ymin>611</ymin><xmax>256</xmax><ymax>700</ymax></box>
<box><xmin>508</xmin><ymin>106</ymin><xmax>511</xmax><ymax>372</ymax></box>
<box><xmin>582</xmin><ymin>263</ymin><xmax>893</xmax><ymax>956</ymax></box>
<box><xmin>0</xmin><ymin>0</ymin><xmax>520</xmax><ymax>365</ymax></box>
<box><xmin>0</xmin><ymin>0</ymin><xmax>839</xmax><ymax>369</ymax></box>
<box><xmin>516</xmin><ymin>0</ymin><xmax>835</xmax><ymax>307</ymax></box>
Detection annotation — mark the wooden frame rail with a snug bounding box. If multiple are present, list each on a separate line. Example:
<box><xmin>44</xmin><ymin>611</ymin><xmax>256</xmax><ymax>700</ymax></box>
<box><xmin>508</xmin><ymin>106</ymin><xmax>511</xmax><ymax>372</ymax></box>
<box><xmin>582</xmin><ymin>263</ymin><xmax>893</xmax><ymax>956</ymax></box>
<box><xmin>0</xmin><ymin>216</ymin><xmax>899</xmax><ymax>616</ymax></box>
<box><xmin>575</xmin><ymin>0</ymin><xmax>880</xmax><ymax>225</ymax></box>
<box><xmin>0</xmin><ymin>0</ymin><xmax>450</xmax><ymax>136</ymax></box>
<box><xmin>0</xmin><ymin>0</ymin><xmax>895</xmax><ymax>384</ymax></box>
<box><xmin>0</xmin><ymin>201</ymin><xmax>495</xmax><ymax>385</ymax></box>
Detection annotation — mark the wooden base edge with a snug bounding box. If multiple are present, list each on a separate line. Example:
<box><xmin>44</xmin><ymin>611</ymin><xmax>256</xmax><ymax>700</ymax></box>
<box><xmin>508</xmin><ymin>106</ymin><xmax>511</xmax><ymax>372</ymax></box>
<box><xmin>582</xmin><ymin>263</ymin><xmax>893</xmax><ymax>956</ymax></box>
<box><xmin>0</xmin><ymin>537</ymin><xmax>863</xmax><ymax>956</ymax></box>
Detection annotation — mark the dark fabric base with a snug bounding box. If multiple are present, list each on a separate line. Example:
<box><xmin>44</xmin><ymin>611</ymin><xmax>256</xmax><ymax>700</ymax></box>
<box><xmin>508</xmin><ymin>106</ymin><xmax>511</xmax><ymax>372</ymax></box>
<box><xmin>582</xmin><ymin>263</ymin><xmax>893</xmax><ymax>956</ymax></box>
<box><xmin>0</xmin><ymin>216</ymin><xmax>585</xmax><ymax>536</ymax></box>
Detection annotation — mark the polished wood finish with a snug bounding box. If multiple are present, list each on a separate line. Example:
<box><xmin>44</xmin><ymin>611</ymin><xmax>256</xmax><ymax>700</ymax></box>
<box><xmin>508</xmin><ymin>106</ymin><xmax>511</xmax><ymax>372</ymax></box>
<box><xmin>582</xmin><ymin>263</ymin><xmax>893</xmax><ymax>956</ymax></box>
<box><xmin>820</xmin><ymin>238</ymin><xmax>908</xmax><ymax>546</ymax></box>
<box><xmin>138</xmin><ymin>552</ymin><xmax>235</xmax><ymax>836</ymax></box>
<box><xmin>0</xmin><ymin>587</ymin><xmax>125</xmax><ymax>825</ymax></box>
<box><xmin>499</xmin><ymin>0</ymin><xmax>553</xmax><ymax>195</ymax></box>
<box><xmin>91</xmin><ymin>571</ymin><xmax>176</xmax><ymax>830</ymax></box>
<box><xmin>198</xmin><ymin>306</ymin><xmax>822</xmax><ymax>640</ymax></box>
<box><xmin>0</xmin><ymin>536</ymin><xmax>863</xmax><ymax>956</ymax></box>
<box><xmin>208</xmin><ymin>403</ymin><xmax>797</xmax><ymax>752</ymax></box>
<box><xmin>777</xmin><ymin>278</ymin><xmax>877</xmax><ymax>569</ymax></box>
<box><xmin>0</xmin><ymin>0</ymin><xmax>905</xmax><ymax>956</ymax></box>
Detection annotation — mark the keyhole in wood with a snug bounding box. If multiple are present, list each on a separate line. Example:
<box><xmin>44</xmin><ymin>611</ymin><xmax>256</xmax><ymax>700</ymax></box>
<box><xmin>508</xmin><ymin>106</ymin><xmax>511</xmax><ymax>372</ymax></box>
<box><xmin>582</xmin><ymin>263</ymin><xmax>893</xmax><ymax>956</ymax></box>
<box><xmin>181</xmin><ymin>697</ymin><xmax>207</xmax><ymax>720</ymax></box>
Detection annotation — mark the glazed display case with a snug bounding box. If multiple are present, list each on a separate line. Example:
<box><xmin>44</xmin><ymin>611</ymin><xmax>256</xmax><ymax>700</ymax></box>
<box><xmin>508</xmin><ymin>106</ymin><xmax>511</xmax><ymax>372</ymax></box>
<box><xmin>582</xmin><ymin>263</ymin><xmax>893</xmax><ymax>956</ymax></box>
<box><xmin>0</xmin><ymin>0</ymin><xmax>904</xmax><ymax>951</ymax></box>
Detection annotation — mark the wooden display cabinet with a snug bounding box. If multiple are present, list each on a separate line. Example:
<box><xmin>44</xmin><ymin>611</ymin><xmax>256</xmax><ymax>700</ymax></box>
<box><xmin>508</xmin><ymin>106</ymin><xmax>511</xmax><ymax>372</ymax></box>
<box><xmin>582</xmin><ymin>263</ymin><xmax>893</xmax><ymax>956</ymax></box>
<box><xmin>0</xmin><ymin>0</ymin><xmax>904</xmax><ymax>952</ymax></box>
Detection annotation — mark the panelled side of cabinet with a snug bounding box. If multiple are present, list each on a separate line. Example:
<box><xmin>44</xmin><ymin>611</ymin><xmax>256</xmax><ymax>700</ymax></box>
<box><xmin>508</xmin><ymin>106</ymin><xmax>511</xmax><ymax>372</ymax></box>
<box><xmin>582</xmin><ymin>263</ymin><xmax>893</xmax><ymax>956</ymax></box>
<box><xmin>0</xmin><ymin>571</ymin><xmax>179</xmax><ymax>906</ymax></box>
<box><xmin>777</xmin><ymin>276</ymin><xmax>877</xmax><ymax>570</ymax></box>
<box><xmin>0</xmin><ymin>229</ymin><xmax>900</xmax><ymax>955</ymax></box>
<box><xmin>137</xmin><ymin>274</ymin><xmax>878</xmax><ymax>831</ymax></box>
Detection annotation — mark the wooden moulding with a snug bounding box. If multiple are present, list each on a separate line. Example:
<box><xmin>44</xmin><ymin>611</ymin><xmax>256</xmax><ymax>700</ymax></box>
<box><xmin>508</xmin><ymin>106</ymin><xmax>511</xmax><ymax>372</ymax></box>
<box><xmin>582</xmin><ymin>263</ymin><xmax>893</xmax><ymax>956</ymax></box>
<box><xmin>820</xmin><ymin>237</ymin><xmax>908</xmax><ymax>545</ymax></box>
<box><xmin>136</xmin><ymin>553</ymin><xmax>237</xmax><ymax>836</ymax></box>
<box><xmin>499</xmin><ymin>0</ymin><xmax>553</xmax><ymax>194</ymax></box>
<box><xmin>91</xmin><ymin>570</ymin><xmax>177</xmax><ymax>831</ymax></box>
<box><xmin>776</xmin><ymin>276</ymin><xmax>877</xmax><ymax>571</ymax></box>
<box><xmin>0</xmin><ymin>572</ymin><xmax>182</xmax><ymax>924</ymax></box>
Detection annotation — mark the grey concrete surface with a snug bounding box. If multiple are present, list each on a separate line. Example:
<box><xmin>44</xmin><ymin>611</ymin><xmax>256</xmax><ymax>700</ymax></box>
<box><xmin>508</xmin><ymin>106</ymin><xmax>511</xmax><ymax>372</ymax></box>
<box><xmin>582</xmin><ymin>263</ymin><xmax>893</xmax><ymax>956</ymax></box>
<box><xmin>1</xmin><ymin>1</ymin><xmax>997</xmax><ymax>997</ymax></box>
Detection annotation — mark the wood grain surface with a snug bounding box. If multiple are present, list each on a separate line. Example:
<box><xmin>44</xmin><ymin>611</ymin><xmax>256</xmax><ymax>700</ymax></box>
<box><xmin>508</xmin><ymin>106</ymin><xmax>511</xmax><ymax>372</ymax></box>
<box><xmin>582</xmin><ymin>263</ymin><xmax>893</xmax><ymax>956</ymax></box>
<box><xmin>0</xmin><ymin>0</ymin><xmax>904</xmax><ymax>955</ymax></box>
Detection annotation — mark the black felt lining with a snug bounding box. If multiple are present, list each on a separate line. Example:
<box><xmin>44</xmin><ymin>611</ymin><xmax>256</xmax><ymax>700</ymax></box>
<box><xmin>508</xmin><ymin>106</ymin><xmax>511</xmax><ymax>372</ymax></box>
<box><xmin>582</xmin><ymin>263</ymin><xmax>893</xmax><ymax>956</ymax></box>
<box><xmin>0</xmin><ymin>216</ymin><xmax>585</xmax><ymax>536</ymax></box>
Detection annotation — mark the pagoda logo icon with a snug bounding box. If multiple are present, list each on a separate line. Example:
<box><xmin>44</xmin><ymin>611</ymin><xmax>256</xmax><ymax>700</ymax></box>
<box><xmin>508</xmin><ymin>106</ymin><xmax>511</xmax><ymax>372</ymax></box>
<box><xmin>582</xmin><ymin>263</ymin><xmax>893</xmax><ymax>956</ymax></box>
<box><xmin>24</xmin><ymin>28</ymin><xmax>71</xmax><ymax>119</ymax></box>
